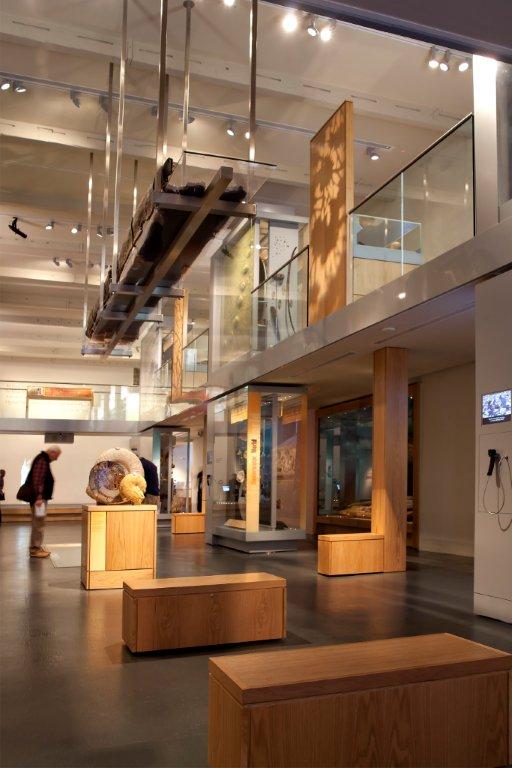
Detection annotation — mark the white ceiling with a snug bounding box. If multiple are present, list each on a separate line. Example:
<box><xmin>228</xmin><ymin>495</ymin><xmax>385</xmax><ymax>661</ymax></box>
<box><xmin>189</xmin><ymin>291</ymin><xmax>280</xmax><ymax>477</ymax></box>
<box><xmin>0</xmin><ymin>0</ymin><xmax>473</xmax><ymax>363</ymax></box>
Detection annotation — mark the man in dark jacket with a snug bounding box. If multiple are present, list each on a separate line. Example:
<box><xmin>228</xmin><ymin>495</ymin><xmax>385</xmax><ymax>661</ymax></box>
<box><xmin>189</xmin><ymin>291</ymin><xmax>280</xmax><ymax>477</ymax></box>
<box><xmin>133</xmin><ymin>451</ymin><xmax>160</xmax><ymax>507</ymax></box>
<box><xmin>26</xmin><ymin>446</ymin><xmax>61</xmax><ymax>558</ymax></box>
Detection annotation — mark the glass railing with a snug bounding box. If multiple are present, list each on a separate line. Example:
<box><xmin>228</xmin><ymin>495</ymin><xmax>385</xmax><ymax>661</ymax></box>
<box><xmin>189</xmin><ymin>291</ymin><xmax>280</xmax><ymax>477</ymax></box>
<box><xmin>252</xmin><ymin>246</ymin><xmax>309</xmax><ymax>352</ymax></box>
<box><xmin>0</xmin><ymin>380</ymin><xmax>161</xmax><ymax>422</ymax></box>
<box><xmin>183</xmin><ymin>329</ymin><xmax>209</xmax><ymax>392</ymax></box>
<box><xmin>350</xmin><ymin>115</ymin><xmax>474</xmax><ymax>300</ymax></box>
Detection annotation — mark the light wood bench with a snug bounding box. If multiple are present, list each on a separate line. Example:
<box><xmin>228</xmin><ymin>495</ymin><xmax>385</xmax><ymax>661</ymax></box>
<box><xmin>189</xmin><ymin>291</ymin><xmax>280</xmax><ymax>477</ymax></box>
<box><xmin>123</xmin><ymin>572</ymin><xmax>286</xmax><ymax>653</ymax></box>
<box><xmin>171</xmin><ymin>512</ymin><xmax>205</xmax><ymax>534</ymax></box>
<box><xmin>208</xmin><ymin>632</ymin><xmax>512</xmax><ymax>768</ymax></box>
<box><xmin>317</xmin><ymin>532</ymin><xmax>384</xmax><ymax>575</ymax></box>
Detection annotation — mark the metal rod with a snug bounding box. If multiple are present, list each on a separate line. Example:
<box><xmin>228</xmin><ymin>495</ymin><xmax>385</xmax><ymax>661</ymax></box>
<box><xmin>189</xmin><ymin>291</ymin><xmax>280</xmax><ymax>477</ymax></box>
<box><xmin>132</xmin><ymin>158</ymin><xmax>139</xmax><ymax>217</ymax></box>
<box><xmin>248</xmin><ymin>0</ymin><xmax>258</xmax><ymax>164</ymax></box>
<box><xmin>156</xmin><ymin>0</ymin><xmax>168</xmax><ymax>169</ymax></box>
<box><xmin>82</xmin><ymin>152</ymin><xmax>94</xmax><ymax>346</ymax></box>
<box><xmin>112</xmin><ymin>0</ymin><xmax>128</xmax><ymax>284</ymax></box>
<box><xmin>162</xmin><ymin>74</ymin><xmax>170</xmax><ymax>160</ymax></box>
<box><xmin>100</xmin><ymin>62</ymin><xmax>114</xmax><ymax>309</ymax></box>
<box><xmin>181</xmin><ymin>0</ymin><xmax>194</xmax><ymax>184</ymax></box>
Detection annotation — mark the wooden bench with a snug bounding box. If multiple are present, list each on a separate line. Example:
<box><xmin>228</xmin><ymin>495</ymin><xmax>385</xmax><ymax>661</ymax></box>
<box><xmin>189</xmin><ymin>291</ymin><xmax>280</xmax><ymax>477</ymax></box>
<box><xmin>171</xmin><ymin>512</ymin><xmax>205</xmax><ymax>534</ymax></box>
<box><xmin>317</xmin><ymin>532</ymin><xmax>384</xmax><ymax>575</ymax></box>
<box><xmin>123</xmin><ymin>572</ymin><xmax>286</xmax><ymax>653</ymax></box>
<box><xmin>208</xmin><ymin>632</ymin><xmax>512</xmax><ymax>768</ymax></box>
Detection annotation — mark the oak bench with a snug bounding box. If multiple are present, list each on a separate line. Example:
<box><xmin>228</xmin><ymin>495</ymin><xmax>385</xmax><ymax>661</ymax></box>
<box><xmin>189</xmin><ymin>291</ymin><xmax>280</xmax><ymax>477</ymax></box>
<box><xmin>317</xmin><ymin>531</ymin><xmax>384</xmax><ymax>575</ymax></box>
<box><xmin>208</xmin><ymin>632</ymin><xmax>512</xmax><ymax>767</ymax></box>
<box><xmin>122</xmin><ymin>572</ymin><xmax>286</xmax><ymax>653</ymax></box>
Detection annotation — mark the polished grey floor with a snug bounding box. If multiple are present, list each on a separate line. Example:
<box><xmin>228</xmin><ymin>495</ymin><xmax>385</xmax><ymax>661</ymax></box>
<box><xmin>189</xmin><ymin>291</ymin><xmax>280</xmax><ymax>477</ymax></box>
<box><xmin>1</xmin><ymin>522</ymin><xmax>511</xmax><ymax>768</ymax></box>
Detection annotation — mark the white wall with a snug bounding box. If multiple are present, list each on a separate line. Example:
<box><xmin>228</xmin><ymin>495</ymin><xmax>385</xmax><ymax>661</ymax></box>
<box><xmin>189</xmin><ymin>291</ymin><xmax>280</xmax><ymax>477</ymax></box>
<box><xmin>0</xmin><ymin>434</ymin><xmax>134</xmax><ymax>505</ymax></box>
<box><xmin>419</xmin><ymin>362</ymin><xmax>475</xmax><ymax>556</ymax></box>
<box><xmin>0</xmin><ymin>357</ymin><xmax>135</xmax><ymax>385</ymax></box>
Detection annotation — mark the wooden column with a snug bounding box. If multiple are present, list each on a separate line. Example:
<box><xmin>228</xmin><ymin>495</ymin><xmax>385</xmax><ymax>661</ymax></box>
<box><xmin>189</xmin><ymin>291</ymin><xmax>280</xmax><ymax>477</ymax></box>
<box><xmin>308</xmin><ymin>100</ymin><xmax>354</xmax><ymax>325</ymax></box>
<box><xmin>371</xmin><ymin>347</ymin><xmax>408</xmax><ymax>572</ymax></box>
<box><xmin>245</xmin><ymin>390</ymin><xmax>261</xmax><ymax>533</ymax></box>
<box><xmin>171</xmin><ymin>292</ymin><xmax>188</xmax><ymax>402</ymax></box>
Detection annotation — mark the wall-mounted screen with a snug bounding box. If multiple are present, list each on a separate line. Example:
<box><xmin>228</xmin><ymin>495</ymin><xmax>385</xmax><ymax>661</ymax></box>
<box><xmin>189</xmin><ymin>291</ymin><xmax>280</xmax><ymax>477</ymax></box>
<box><xmin>482</xmin><ymin>389</ymin><xmax>511</xmax><ymax>424</ymax></box>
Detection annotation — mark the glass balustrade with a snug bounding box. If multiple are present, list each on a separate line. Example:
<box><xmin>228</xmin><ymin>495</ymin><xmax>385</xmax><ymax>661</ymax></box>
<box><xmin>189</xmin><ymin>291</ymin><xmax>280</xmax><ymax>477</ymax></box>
<box><xmin>183</xmin><ymin>329</ymin><xmax>209</xmax><ymax>392</ymax></box>
<box><xmin>0</xmin><ymin>381</ymin><xmax>167</xmax><ymax>422</ymax></box>
<box><xmin>350</xmin><ymin>115</ymin><xmax>474</xmax><ymax>300</ymax></box>
<box><xmin>252</xmin><ymin>246</ymin><xmax>309</xmax><ymax>352</ymax></box>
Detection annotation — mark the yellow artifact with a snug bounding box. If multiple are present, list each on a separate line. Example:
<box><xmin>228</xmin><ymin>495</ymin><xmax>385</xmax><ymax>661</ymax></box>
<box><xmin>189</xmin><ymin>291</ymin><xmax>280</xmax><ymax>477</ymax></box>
<box><xmin>119</xmin><ymin>473</ymin><xmax>147</xmax><ymax>505</ymax></box>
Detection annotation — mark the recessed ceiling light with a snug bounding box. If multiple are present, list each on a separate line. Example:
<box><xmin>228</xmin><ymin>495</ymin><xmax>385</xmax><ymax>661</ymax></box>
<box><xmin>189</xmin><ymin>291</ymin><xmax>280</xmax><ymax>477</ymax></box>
<box><xmin>1</xmin><ymin>81</ymin><xmax>11</xmax><ymax>91</ymax></box>
<box><xmin>282</xmin><ymin>11</ymin><xmax>298</xmax><ymax>33</ymax></box>
<box><xmin>226</xmin><ymin>121</ymin><xmax>236</xmax><ymax>137</ymax></box>
<box><xmin>223</xmin><ymin>0</ymin><xmax>235</xmax><ymax>5</ymax></box>
<box><xmin>398</xmin><ymin>291</ymin><xmax>406</xmax><ymax>300</ymax></box>
<box><xmin>305</xmin><ymin>15</ymin><xmax>318</xmax><ymax>37</ymax></box>
<box><xmin>319</xmin><ymin>23</ymin><xmax>333</xmax><ymax>42</ymax></box>
<box><xmin>45</xmin><ymin>221</ymin><xmax>54</xmax><ymax>231</ymax></box>
<box><xmin>427</xmin><ymin>47</ymin><xmax>440</xmax><ymax>69</ymax></box>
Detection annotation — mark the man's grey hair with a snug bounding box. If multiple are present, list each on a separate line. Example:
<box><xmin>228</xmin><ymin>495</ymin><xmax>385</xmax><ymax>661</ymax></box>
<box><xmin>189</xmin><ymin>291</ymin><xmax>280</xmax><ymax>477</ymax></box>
<box><xmin>45</xmin><ymin>445</ymin><xmax>62</xmax><ymax>455</ymax></box>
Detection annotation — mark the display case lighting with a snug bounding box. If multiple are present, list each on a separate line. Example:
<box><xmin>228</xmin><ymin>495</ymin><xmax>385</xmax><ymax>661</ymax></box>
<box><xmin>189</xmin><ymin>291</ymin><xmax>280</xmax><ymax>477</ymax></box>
<box><xmin>282</xmin><ymin>11</ymin><xmax>298</xmax><ymax>33</ymax></box>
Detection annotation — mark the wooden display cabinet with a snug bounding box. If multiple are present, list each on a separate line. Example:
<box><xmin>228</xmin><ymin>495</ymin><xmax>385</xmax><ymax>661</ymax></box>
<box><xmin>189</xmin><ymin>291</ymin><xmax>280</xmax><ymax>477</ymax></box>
<box><xmin>81</xmin><ymin>504</ymin><xmax>157</xmax><ymax>590</ymax></box>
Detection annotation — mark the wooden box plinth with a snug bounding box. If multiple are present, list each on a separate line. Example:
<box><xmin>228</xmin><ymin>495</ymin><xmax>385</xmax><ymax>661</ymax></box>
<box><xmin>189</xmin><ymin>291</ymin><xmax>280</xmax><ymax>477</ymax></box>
<box><xmin>122</xmin><ymin>572</ymin><xmax>286</xmax><ymax>653</ymax></box>
<box><xmin>81</xmin><ymin>504</ymin><xmax>157</xmax><ymax>590</ymax></box>
<box><xmin>317</xmin><ymin>532</ymin><xmax>384</xmax><ymax>575</ymax></box>
<box><xmin>208</xmin><ymin>633</ymin><xmax>512</xmax><ymax>768</ymax></box>
<box><xmin>171</xmin><ymin>512</ymin><xmax>205</xmax><ymax>534</ymax></box>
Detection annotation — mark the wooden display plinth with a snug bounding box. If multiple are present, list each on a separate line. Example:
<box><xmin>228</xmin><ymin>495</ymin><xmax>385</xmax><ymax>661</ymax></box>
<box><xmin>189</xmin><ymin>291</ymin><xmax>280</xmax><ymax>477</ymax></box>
<box><xmin>171</xmin><ymin>512</ymin><xmax>205</xmax><ymax>534</ymax></box>
<box><xmin>122</xmin><ymin>572</ymin><xmax>286</xmax><ymax>653</ymax></box>
<box><xmin>81</xmin><ymin>504</ymin><xmax>157</xmax><ymax>590</ymax></box>
<box><xmin>208</xmin><ymin>633</ymin><xmax>512</xmax><ymax>768</ymax></box>
<box><xmin>317</xmin><ymin>532</ymin><xmax>384</xmax><ymax>575</ymax></box>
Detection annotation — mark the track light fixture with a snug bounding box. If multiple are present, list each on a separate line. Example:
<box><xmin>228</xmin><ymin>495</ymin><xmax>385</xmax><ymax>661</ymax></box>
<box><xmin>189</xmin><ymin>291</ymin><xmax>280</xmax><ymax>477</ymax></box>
<box><xmin>8</xmin><ymin>217</ymin><xmax>28</xmax><ymax>238</ymax></box>
<box><xmin>439</xmin><ymin>52</ymin><xmax>450</xmax><ymax>72</ymax></box>
<box><xmin>96</xmin><ymin>225</ymin><xmax>103</xmax><ymax>238</ymax></box>
<box><xmin>150</xmin><ymin>105</ymin><xmax>158</xmax><ymax>118</ymax></box>
<box><xmin>45</xmin><ymin>221</ymin><xmax>54</xmax><ymax>231</ymax></box>
<box><xmin>1</xmin><ymin>80</ymin><xmax>11</xmax><ymax>91</ymax></box>
<box><xmin>427</xmin><ymin>47</ymin><xmax>440</xmax><ymax>69</ymax></box>
<box><xmin>282</xmin><ymin>11</ymin><xmax>298</xmax><ymax>33</ymax></box>
<box><xmin>367</xmin><ymin>147</ymin><xmax>380</xmax><ymax>161</ymax></box>
<box><xmin>70</xmin><ymin>223</ymin><xmax>82</xmax><ymax>235</ymax></box>
<box><xmin>14</xmin><ymin>81</ymin><xmax>27</xmax><ymax>93</ymax></box>
<box><xmin>305</xmin><ymin>15</ymin><xmax>318</xmax><ymax>37</ymax></box>
<box><xmin>319</xmin><ymin>23</ymin><xmax>333</xmax><ymax>42</ymax></box>
<box><xmin>244</xmin><ymin>130</ymin><xmax>250</xmax><ymax>140</ymax></box>
<box><xmin>70</xmin><ymin>89</ymin><xmax>81</xmax><ymax>108</ymax></box>
<box><xmin>222</xmin><ymin>0</ymin><xmax>235</xmax><ymax>6</ymax></box>
<box><xmin>65</xmin><ymin>258</ymin><xmax>74</xmax><ymax>268</ymax></box>
<box><xmin>226</xmin><ymin>121</ymin><xmax>236</xmax><ymax>137</ymax></box>
<box><xmin>458</xmin><ymin>57</ymin><xmax>470</xmax><ymax>72</ymax></box>
<box><xmin>53</xmin><ymin>257</ymin><xmax>61</xmax><ymax>267</ymax></box>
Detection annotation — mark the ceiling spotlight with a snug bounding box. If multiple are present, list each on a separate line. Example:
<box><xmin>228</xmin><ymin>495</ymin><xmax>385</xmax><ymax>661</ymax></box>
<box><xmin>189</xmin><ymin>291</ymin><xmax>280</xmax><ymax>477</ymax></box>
<box><xmin>226</xmin><ymin>121</ymin><xmax>236</xmax><ymax>137</ymax></box>
<box><xmin>439</xmin><ymin>52</ymin><xmax>450</xmax><ymax>72</ymax></box>
<box><xmin>244</xmin><ymin>130</ymin><xmax>250</xmax><ymax>140</ymax></box>
<box><xmin>70</xmin><ymin>89</ymin><xmax>81</xmax><ymax>108</ymax></box>
<box><xmin>14</xmin><ymin>81</ymin><xmax>27</xmax><ymax>93</ymax></box>
<box><xmin>179</xmin><ymin>111</ymin><xmax>195</xmax><ymax>124</ymax></box>
<box><xmin>458</xmin><ymin>58</ymin><xmax>470</xmax><ymax>72</ymax></box>
<box><xmin>96</xmin><ymin>225</ymin><xmax>103</xmax><ymax>238</ymax></box>
<box><xmin>99</xmin><ymin>94</ymin><xmax>109</xmax><ymax>113</ymax></box>
<box><xmin>305</xmin><ymin>15</ymin><xmax>318</xmax><ymax>37</ymax></box>
<box><xmin>398</xmin><ymin>291</ymin><xmax>406</xmax><ymax>300</ymax></box>
<box><xmin>282</xmin><ymin>11</ymin><xmax>298</xmax><ymax>33</ymax></box>
<box><xmin>150</xmin><ymin>105</ymin><xmax>158</xmax><ymax>118</ymax></box>
<box><xmin>70</xmin><ymin>223</ymin><xmax>82</xmax><ymax>235</ymax></box>
<box><xmin>65</xmin><ymin>258</ymin><xmax>74</xmax><ymax>268</ymax></box>
<box><xmin>223</xmin><ymin>0</ymin><xmax>235</xmax><ymax>6</ymax></box>
<box><xmin>45</xmin><ymin>221</ymin><xmax>54</xmax><ymax>231</ymax></box>
<box><xmin>8</xmin><ymin>217</ymin><xmax>28</xmax><ymax>238</ymax></box>
<box><xmin>53</xmin><ymin>257</ymin><xmax>61</xmax><ymax>267</ymax></box>
<box><xmin>1</xmin><ymin>81</ymin><xmax>11</xmax><ymax>91</ymax></box>
<box><xmin>367</xmin><ymin>147</ymin><xmax>380</xmax><ymax>161</ymax></box>
<box><xmin>319</xmin><ymin>23</ymin><xmax>333</xmax><ymax>42</ymax></box>
<box><xmin>427</xmin><ymin>47</ymin><xmax>440</xmax><ymax>69</ymax></box>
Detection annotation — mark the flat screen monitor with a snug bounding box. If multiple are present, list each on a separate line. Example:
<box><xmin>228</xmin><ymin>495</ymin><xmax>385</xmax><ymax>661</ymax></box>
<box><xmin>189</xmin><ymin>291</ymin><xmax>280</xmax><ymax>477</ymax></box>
<box><xmin>482</xmin><ymin>389</ymin><xmax>511</xmax><ymax>425</ymax></box>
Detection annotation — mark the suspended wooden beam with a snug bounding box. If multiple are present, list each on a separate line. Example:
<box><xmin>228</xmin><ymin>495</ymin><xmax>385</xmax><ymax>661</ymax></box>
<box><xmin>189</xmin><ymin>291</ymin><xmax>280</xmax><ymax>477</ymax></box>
<box><xmin>112</xmin><ymin>0</ymin><xmax>128</xmax><ymax>283</ymax></box>
<box><xmin>110</xmin><ymin>284</ymin><xmax>184</xmax><ymax>298</ymax></box>
<box><xmin>151</xmin><ymin>190</ymin><xmax>255</xmax><ymax>218</ymax></box>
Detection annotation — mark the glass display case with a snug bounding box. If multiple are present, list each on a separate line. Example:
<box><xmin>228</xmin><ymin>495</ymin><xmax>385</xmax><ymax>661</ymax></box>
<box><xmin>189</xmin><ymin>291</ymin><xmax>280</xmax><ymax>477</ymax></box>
<box><xmin>206</xmin><ymin>385</ymin><xmax>307</xmax><ymax>552</ymax></box>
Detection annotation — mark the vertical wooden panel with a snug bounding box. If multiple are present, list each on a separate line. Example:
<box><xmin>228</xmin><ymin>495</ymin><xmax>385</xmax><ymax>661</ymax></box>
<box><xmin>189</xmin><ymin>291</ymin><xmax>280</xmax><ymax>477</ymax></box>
<box><xmin>309</xmin><ymin>100</ymin><xmax>354</xmax><ymax>325</ymax></box>
<box><xmin>105</xmin><ymin>509</ymin><xmax>155</xmax><ymax>571</ymax></box>
<box><xmin>171</xmin><ymin>292</ymin><xmax>187</xmax><ymax>402</ymax></box>
<box><xmin>246</xmin><ymin>390</ymin><xmax>261</xmax><ymax>533</ymax></box>
<box><xmin>208</xmin><ymin>675</ymin><xmax>250</xmax><ymax>768</ymax></box>
<box><xmin>89</xmin><ymin>510</ymin><xmax>106</xmax><ymax>571</ymax></box>
<box><xmin>371</xmin><ymin>347</ymin><xmax>408</xmax><ymax>572</ymax></box>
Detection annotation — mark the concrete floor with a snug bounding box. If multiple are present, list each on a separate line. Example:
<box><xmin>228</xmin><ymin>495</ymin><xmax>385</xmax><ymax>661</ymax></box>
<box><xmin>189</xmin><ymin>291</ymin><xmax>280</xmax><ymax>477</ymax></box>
<box><xmin>1</xmin><ymin>521</ymin><xmax>511</xmax><ymax>768</ymax></box>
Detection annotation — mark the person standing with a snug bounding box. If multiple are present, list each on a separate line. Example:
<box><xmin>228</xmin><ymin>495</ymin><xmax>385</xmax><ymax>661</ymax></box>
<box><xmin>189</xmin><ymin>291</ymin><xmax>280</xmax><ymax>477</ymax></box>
<box><xmin>0</xmin><ymin>468</ymin><xmax>5</xmax><ymax>525</ymax></box>
<box><xmin>25</xmin><ymin>446</ymin><xmax>62</xmax><ymax>558</ymax></box>
<box><xmin>133</xmin><ymin>452</ymin><xmax>160</xmax><ymax>507</ymax></box>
